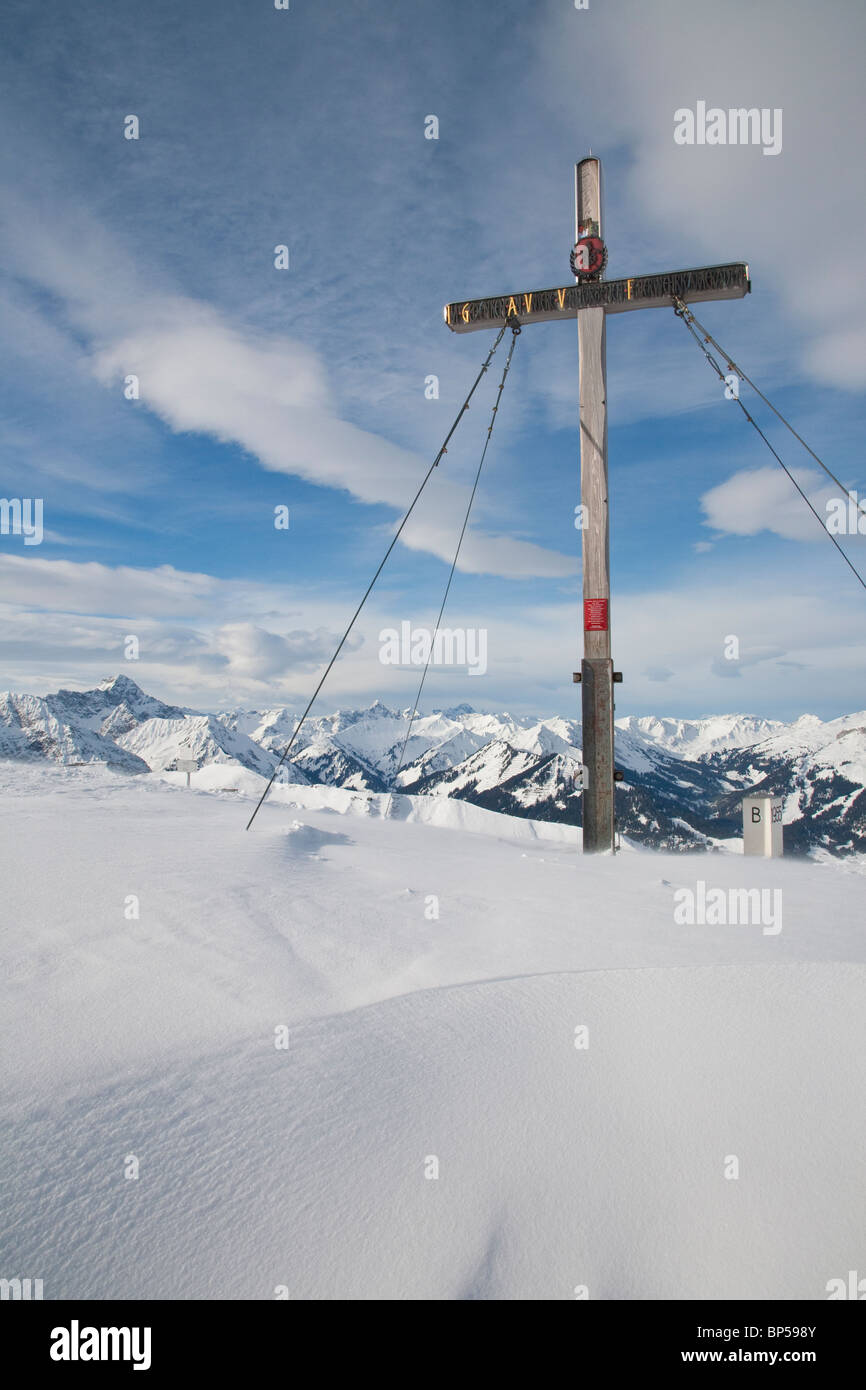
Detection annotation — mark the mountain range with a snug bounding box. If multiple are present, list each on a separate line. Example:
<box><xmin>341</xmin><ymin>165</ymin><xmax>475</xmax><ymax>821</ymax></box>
<box><xmin>1</xmin><ymin>674</ymin><xmax>864</xmax><ymax>856</ymax></box>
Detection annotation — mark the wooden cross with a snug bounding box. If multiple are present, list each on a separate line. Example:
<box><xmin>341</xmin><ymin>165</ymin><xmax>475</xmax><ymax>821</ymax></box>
<box><xmin>444</xmin><ymin>156</ymin><xmax>750</xmax><ymax>853</ymax></box>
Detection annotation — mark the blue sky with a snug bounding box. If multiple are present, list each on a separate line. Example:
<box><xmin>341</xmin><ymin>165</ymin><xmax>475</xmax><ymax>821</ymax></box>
<box><xmin>1</xmin><ymin>0</ymin><xmax>864</xmax><ymax>719</ymax></box>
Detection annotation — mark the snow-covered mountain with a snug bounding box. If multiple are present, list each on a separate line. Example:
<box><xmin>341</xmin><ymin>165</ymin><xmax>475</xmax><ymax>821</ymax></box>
<box><xmin>615</xmin><ymin>713</ymin><xmax>786</xmax><ymax>759</ymax></box>
<box><xmin>0</xmin><ymin>675</ymin><xmax>282</xmax><ymax>779</ymax></box>
<box><xmin>117</xmin><ymin>713</ymin><xmax>287</xmax><ymax>779</ymax></box>
<box><xmin>2</xmin><ymin>676</ymin><xmax>865</xmax><ymax>855</ymax></box>
<box><xmin>707</xmin><ymin>711</ymin><xmax>866</xmax><ymax>855</ymax></box>
<box><xmin>0</xmin><ymin>690</ymin><xmax>150</xmax><ymax>772</ymax></box>
<box><xmin>0</xmin><ymin>672</ymin><xmax>186</xmax><ymax>770</ymax></box>
<box><xmin>221</xmin><ymin>699</ymin><xmax>494</xmax><ymax>792</ymax></box>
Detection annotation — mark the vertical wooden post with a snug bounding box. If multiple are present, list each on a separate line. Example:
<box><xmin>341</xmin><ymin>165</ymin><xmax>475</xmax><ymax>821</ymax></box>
<box><xmin>576</xmin><ymin>157</ymin><xmax>615</xmax><ymax>853</ymax></box>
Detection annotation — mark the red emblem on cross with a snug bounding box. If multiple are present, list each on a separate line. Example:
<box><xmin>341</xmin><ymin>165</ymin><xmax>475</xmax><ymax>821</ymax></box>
<box><xmin>571</xmin><ymin>236</ymin><xmax>607</xmax><ymax>281</ymax></box>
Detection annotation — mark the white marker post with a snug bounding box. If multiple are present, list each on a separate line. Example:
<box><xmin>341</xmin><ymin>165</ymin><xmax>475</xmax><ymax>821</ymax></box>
<box><xmin>742</xmin><ymin>794</ymin><xmax>784</xmax><ymax>857</ymax></box>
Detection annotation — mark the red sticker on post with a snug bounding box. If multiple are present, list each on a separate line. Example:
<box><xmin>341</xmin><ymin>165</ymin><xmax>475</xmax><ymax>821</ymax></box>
<box><xmin>584</xmin><ymin>598</ymin><xmax>608</xmax><ymax>631</ymax></box>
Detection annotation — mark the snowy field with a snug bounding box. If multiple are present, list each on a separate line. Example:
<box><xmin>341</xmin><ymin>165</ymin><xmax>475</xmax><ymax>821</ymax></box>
<box><xmin>2</xmin><ymin>762</ymin><xmax>865</xmax><ymax>1300</ymax></box>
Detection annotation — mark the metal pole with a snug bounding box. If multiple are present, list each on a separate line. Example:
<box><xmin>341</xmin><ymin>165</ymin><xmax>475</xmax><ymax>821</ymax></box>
<box><xmin>576</xmin><ymin>157</ymin><xmax>615</xmax><ymax>853</ymax></box>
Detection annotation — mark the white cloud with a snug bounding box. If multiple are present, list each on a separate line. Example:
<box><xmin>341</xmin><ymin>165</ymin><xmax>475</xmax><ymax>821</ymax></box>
<box><xmin>0</xmin><ymin>179</ymin><xmax>572</xmax><ymax>583</ymax></box>
<box><xmin>531</xmin><ymin>0</ymin><xmax>866</xmax><ymax>391</ymax></box>
<box><xmin>0</xmin><ymin>555</ymin><xmax>219</xmax><ymax>616</ymax></box>
<box><xmin>699</xmin><ymin>466</ymin><xmax>842</xmax><ymax>541</ymax></box>
<box><xmin>802</xmin><ymin>328</ymin><xmax>866</xmax><ymax>392</ymax></box>
<box><xmin>214</xmin><ymin>623</ymin><xmax>359</xmax><ymax>681</ymax></box>
<box><xmin>1</xmin><ymin>552</ymin><xmax>863</xmax><ymax>719</ymax></box>
<box><xmin>710</xmin><ymin>645</ymin><xmax>785</xmax><ymax>679</ymax></box>
<box><xmin>89</xmin><ymin>301</ymin><xmax>574</xmax><ymax>581</ymax></box>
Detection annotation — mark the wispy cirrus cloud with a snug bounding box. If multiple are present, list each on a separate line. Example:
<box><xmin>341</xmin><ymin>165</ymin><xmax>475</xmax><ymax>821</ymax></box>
<box><xmin>89</xmin><ymin>298</ymin><xmax>574</xmax><ymax>579</ymax></box>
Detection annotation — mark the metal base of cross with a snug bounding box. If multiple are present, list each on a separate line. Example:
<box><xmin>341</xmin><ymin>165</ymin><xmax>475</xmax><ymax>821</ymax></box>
<box><xmin>581</xmin><ymin>657</ymin><xmax>616</xmax><ymax>853</ymax></box>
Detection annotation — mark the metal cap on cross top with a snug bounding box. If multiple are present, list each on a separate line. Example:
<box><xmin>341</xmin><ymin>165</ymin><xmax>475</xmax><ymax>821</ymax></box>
<box><xmin>444</xmin><ymin>155</ymin><xmax>751</xmax><ymax>853</ymax></box>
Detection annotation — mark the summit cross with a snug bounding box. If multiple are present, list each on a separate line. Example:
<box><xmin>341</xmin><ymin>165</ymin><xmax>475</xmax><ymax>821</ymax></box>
<box><xmin>444</xmin><ymin>155</ymin><xmax>750</xmax><ymax>853</ymax></box>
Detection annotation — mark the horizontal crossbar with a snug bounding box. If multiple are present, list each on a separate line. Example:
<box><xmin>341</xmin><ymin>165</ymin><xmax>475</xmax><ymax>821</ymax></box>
<box><xmin>444</xmin><ymin>263</ymin><xmax>750</xmax><ymax>333</ymax></box>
